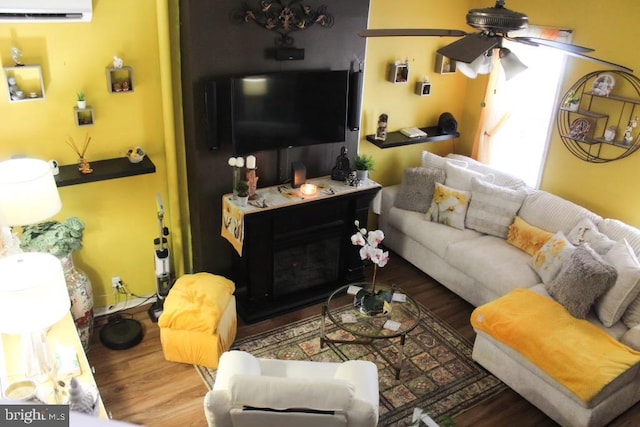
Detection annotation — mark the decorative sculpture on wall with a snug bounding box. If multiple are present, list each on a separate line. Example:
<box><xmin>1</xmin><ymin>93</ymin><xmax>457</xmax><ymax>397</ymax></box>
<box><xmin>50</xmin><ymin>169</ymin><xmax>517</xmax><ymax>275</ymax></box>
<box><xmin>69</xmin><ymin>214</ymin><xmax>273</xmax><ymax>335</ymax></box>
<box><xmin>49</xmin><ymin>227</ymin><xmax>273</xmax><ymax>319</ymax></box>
<box><xmin>233</xmin><ymin>0</ymin><xmax>333</xmax><ymax>46</ymax></box>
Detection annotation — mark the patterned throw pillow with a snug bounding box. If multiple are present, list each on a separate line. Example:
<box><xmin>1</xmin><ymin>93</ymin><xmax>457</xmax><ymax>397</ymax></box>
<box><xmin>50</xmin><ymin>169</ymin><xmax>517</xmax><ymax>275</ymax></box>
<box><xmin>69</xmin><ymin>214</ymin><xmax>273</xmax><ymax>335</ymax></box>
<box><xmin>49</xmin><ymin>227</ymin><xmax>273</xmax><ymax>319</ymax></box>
<box><xmin>532</xmin><ymin>231</ymin><xmax>576</xmax><ymax>284</ymax></box>
<box><xmin>394</xmin><ymin>167</ymin><xmax>446</xmax><ymax>213</ymax></box>
<box><xmin>507</xmin><ymin>216</ymin><xmax>554</xmax><ymax>256</ymax></box>
<box><xmin>597</xmin><ymin>239</ymin><xmax>640</xmax><ymax>327</ymax></box>
<box><xmin>426</xmin><ymin>182</ymin><xmax>471</xmax><ymax>230</ymax></box>
<box><xmin>567</xmin><ymin>218</ymin><xmax>616</xmax><ymax>255</ymax></box>
<box><xmin>465</xmin><ymin>177</ymin><xmax>527</xmax><ymax>238</ymax></box>
<box><xmin>546</xmin><ymin>245</ymin><xmax>617</xmax><ymax>319</ymax></box>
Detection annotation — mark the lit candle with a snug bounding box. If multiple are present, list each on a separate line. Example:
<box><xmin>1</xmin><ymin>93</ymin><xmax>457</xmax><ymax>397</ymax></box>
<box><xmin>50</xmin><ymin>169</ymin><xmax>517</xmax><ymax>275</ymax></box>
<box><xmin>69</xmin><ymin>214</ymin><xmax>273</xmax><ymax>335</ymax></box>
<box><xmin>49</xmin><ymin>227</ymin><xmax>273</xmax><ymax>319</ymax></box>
<box><xmin>228</xmin><ymin>157</ymin><xmax>236</xmax><ymax>167</ymax></box>
<box><xmin>300</xmin><ymin>183</ymin><xmax>317</xmax><ymax>196</ymax></box>
<box><xmin>236</xmin><ymin>157</ymin><xmax>244</xmax><ymax>168</ymax></box>
<box><xmin>246</xmin><ymin>155</ymin><xmax>256</xmax><ymax>169</ymax></box>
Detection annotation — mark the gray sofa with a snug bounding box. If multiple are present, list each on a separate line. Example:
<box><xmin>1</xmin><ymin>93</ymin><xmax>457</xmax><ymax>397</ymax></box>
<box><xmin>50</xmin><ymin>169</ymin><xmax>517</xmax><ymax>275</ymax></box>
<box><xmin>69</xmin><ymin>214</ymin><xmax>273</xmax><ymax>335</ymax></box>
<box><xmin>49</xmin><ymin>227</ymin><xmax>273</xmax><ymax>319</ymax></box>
<box><xmin>375</xmin><ymin>153</ymin><xmax>640</xmax><ymax>427</ymax></box>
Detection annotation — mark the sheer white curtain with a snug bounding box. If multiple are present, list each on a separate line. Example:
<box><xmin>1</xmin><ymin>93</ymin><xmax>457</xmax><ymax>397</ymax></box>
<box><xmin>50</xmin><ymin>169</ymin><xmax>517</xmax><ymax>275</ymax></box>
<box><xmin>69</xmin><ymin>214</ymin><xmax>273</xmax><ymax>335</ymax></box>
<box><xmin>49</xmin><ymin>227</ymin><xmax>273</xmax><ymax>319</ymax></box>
<box><xmin>473</xmin><ymin>26</ymin><xmax>571</xmax><ymax>188</ymax></box>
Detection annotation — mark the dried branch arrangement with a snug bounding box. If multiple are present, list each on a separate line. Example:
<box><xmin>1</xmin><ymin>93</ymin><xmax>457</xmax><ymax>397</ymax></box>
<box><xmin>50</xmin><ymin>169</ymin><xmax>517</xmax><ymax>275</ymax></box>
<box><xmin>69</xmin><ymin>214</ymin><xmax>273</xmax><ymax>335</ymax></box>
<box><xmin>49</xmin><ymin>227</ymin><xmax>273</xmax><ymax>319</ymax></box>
<box><xmin>65</xmin><ymin>134</ymin><xmax>92</xmax><ymax>159</ymax></box>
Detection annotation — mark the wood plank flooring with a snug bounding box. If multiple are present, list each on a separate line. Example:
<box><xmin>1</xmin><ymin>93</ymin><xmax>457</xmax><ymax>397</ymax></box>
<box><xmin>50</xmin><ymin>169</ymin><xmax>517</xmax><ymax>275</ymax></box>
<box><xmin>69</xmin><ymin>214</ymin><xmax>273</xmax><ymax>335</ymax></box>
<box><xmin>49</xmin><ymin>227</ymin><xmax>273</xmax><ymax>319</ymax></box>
<box><xmin>87</xmin><ymin>253</ymin><xmax>640</xmax><ymax>426</ymax></box>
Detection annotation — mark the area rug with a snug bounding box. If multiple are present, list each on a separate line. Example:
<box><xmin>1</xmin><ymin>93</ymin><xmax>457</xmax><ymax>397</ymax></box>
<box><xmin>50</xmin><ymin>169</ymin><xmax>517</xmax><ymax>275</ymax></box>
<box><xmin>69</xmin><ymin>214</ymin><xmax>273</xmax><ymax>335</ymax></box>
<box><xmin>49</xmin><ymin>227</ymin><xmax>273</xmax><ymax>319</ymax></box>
<box><xmin>195</xmin><ymin>304</ymin><xmax>506</xmax><ymax>426</ymax></box>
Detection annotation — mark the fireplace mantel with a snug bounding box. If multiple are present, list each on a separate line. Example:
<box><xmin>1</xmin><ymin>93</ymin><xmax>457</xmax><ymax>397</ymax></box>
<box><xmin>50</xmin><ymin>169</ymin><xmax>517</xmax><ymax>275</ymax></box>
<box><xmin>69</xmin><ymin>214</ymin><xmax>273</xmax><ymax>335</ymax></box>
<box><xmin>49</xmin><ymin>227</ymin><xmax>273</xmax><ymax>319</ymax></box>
<box><xmin>222</xmin><ymin>178</ymin><xmax>381</xmax><ymax>322</ymax></box>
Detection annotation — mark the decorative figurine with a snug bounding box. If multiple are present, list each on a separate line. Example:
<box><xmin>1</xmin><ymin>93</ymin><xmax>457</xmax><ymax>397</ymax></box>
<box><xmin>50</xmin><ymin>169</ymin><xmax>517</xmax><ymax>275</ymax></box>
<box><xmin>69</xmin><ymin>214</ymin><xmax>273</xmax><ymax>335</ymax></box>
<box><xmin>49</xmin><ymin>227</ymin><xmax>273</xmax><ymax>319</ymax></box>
<box><xmin>113</xmin><ymin>56</ymin><xmax>124</xmax><ymax>69</ymax></box>
<box><xmin>331</xmin><ymin>146</ymin><xmax>351</xmax><ymax>181</ymax></box>
<box><xmin>11</xmin><ymin>47</ymin><xmax>24</xmax><ymax>66</ymax></box>
<box><xmin>604</xmin><ymin>126</ymin><xmax>617</xmax><ymax>142</ymax></box>
<box><xmin>375</xmin><ymin>114</ymin><xmax>388</xmax><ymax>141</ymax></box>
<box><xmin>245</xmin><ymin>155</ymin><xmax>259</xmax><ymax>199</ymax></box>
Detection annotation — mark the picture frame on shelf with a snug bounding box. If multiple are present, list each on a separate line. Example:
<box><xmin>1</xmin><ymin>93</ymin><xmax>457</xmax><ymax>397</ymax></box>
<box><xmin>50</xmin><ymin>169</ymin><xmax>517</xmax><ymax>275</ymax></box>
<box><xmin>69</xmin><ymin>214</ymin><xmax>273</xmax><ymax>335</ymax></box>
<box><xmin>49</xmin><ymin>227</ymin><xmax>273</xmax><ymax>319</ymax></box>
<box><xmin>387</xmin><ymin>61</ymin><xmax>409</xmax><ymax>84</ymax></box>
<box><xmin>415</xmin><ymin>80</ymin><xmax>432</xmax><ymax>96</ymax></box>
<box><xmin>435</xmin><ymin>53</ymin><xmax>456</xmax><ymax>74</ymax></box>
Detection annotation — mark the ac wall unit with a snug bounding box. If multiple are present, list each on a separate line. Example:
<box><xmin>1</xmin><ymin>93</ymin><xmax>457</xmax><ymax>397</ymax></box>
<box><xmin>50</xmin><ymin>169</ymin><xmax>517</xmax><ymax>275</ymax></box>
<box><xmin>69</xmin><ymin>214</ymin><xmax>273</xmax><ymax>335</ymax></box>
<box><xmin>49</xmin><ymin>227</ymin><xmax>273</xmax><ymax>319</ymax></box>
<box><xmin>0</xmin><ymin>0</ymin><xmax>92</xmax><ymax>23</ymax></box>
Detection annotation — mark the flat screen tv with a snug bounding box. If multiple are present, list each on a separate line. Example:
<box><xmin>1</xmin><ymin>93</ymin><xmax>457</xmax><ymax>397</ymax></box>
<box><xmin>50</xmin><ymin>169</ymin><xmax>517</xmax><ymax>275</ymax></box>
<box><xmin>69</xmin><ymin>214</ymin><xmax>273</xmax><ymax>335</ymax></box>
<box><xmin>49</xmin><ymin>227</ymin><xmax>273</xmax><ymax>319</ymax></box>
<box><xmin>228</xmin><ymin>70</ymin><xmax>349</xmax><ymax>155</ymax></box>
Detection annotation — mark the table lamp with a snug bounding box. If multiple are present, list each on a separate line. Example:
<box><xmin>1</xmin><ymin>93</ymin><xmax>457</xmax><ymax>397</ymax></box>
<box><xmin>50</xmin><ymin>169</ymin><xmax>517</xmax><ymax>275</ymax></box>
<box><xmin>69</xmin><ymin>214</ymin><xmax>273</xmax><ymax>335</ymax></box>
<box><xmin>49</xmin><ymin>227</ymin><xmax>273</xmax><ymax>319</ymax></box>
<box><xmin>0</xmin><ymin>158</ymin><xmax>62</xmax><ymax>256</ymax></box>
<box><xmin>0</xmin><ymin>158</ymin><xmax>66</xmax><ymax>400</ymax></box>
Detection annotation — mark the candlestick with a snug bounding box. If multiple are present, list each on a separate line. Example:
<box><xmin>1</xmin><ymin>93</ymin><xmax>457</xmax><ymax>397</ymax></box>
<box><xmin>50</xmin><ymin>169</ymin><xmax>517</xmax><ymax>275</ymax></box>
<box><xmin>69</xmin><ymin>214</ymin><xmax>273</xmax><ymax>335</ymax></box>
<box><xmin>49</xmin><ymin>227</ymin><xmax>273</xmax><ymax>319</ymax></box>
<box><xmin>246</xmin><ymin>155</ymin><xmax>256</xmax><ymax>170</ymax></box>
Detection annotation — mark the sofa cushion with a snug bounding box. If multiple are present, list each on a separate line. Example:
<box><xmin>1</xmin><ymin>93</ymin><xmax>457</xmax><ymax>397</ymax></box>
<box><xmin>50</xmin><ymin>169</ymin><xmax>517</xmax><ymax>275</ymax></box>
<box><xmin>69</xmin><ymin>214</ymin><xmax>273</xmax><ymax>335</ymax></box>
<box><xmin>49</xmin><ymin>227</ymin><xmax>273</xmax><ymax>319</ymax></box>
<box><xmin>421</xmin><ymin>151</ymin><xmax>467</xmax><ymax>170</ymax></box>
<box><xmin>599</xmin><ymin>218</ymin><xmax>640</xmax><ymax>259</ymax></box>
<box><xmin>444</xmin><ymin>161</ymin><xmax>493</xmax><ymax>192</ymax></box>
<box><xmin>387</xmin><ymin>206</ymin><xmax>483</xmax><ymax>258</ymax></box>
<box><xmin>532</xmin><ymin>231</ymin><xmax>576</xmax><ymax>284</ymax></box>
<box><xmin>465</xmin><ymin>177</ymin><xmax>527</xmax><ymax>239</ymax></box>
<box><xmin>567</xmin><ymin>218</ymin><xmax>616</xmax><ymax>256</ymax></box>
<box><xmin>518</xmin><ymin>189</ymin><xmax>602</xmax><ymax>235</ymax></box>
<box><xmin>427</xmin><ymin>182</ymin><xmax>470</xmax><ymax>230</ymax></box>
<box><xmin>507</xmin><ymin>216</ymin><xmax>554</xmax><ymax>256</ymax></box>
<box><xmin>445</xmin><ymin>235</ymin><xmax>541</xmax><ymax>296</ymax></box>
<box><xmin>445</xmin><ymin>153</ymin><xmax>527</xmax><ymax>188</ymax></box>
<box><xmin>545</xmin><ymin>245</ymin><xmax>617</xmax><ymax>319</ymax></box>
<box><xmin>596</xmin><ymin>239</ymin><xmax>640</xmax><ymax>327</ymax></box>
<box><xmin>394</xmin><ymin>167</ymin><xmax>445</xmax><ymax>213</ymax></box>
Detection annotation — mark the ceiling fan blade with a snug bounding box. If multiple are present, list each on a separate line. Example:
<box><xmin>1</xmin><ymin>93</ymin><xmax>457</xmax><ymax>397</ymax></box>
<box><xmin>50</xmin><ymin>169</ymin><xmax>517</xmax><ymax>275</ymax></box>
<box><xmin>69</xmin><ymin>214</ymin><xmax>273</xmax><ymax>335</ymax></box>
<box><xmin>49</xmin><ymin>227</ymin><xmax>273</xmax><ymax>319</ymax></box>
<box><xmin>510</xmin><ymin>36</ymin><xmax>594</xmax><ymax>53</ymax></box>
<box><xmin>562</xmin><ymin>51</ymin><xmax>633</xmax><ymax>73</ymax></box>
<box><xmin>359</xmin><ymin>29</ymin><xmax>467</xmax><ymax>38</ymax></box>
<box><xmin>437</xmin><ymin>33</ymin><xmax>501</xmax><ymax>63</ymax></box>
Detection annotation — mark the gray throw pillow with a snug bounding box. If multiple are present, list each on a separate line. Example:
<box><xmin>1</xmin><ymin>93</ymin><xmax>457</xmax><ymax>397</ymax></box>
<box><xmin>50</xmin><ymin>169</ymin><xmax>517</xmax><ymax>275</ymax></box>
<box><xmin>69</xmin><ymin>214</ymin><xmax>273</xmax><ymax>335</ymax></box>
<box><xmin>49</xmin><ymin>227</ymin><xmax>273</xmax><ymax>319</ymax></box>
<box><xmin>394</xmin><ymin>167</ymin><xmax>446</xmax><ymax>213</ymax></box>
<box><xmin>465</xmin><ymin>177</ymin><xmax>527</xmax><ymax>238</ymax></box>
<box><xmin>545</xmin><ymin>245</ymin><xmax>617</xmax><ymax>319</ymax></box>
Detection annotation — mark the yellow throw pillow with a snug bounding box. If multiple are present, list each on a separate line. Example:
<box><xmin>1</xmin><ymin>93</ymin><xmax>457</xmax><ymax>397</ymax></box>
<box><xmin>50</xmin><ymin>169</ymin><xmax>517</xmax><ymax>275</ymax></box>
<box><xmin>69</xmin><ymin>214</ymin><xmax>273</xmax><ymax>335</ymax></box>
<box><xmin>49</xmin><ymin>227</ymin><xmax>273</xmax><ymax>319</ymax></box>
<box><xmin>507</xmin><ymin>216</ymin><xmax>554</xmax><ymax>256</ymax></box>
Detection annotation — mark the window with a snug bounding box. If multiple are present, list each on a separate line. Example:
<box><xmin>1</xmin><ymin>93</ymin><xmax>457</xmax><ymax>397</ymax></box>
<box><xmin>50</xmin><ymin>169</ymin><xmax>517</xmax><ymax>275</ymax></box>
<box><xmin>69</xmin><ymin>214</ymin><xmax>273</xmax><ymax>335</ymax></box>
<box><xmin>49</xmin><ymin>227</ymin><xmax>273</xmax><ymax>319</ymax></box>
<box><xmin>486</xmin><ymin>27</ymin><xmax>571</xmax><ymax>188</ymax></box>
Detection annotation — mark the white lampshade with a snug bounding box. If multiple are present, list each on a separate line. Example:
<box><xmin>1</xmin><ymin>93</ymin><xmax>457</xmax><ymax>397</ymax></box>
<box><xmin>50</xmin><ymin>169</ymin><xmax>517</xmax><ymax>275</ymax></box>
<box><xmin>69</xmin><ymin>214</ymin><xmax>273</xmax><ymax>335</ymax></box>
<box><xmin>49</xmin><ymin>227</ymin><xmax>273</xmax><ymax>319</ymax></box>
<box><xmin>457</xmin><ymin>51</ymin><xmax>493</xmax><ymax>79</ymax></box>
<box><xmin>0</xmin><ymin>252</ymin><xmax>70</xmax><ymax>334</ymax></box>
<box><xmin>500</xmin><ymin>48</ymin><xmax>528</xmax><ymax>81</ymax></box>
<box><xmin>0</xmin><ymin>158</ymin><xmax>62</xmax><ymax>226</ymax></box>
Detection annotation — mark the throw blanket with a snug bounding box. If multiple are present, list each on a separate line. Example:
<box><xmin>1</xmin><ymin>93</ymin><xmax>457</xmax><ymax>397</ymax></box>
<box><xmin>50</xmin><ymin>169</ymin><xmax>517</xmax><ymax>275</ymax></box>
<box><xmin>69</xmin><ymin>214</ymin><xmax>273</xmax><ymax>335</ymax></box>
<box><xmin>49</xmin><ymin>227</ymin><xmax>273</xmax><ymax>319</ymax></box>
<box><xmin>471</xmin><ymin>288</ymin><xmax>640</xmax><ymax>403</ymax></box>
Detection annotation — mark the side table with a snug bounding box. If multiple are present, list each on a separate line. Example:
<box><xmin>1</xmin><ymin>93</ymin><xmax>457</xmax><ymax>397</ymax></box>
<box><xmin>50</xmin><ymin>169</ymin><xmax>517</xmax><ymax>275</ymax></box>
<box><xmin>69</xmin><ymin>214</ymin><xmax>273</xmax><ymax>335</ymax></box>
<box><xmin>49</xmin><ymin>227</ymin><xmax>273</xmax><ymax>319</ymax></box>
<box><xmin>320</xmin><ymin>282</ymin><xmax>421</xmax><ymax>379</ymax></box>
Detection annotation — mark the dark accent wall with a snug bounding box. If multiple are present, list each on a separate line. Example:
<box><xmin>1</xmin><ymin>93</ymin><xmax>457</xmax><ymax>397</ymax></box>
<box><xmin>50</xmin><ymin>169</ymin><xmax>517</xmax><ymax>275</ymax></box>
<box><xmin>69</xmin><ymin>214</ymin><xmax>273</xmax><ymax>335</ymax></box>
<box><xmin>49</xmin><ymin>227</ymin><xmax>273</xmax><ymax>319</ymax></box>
<box><xmin>179</xmin><ymin>0</ymin><xmax>370</xmax><ymax>274</ymax></box>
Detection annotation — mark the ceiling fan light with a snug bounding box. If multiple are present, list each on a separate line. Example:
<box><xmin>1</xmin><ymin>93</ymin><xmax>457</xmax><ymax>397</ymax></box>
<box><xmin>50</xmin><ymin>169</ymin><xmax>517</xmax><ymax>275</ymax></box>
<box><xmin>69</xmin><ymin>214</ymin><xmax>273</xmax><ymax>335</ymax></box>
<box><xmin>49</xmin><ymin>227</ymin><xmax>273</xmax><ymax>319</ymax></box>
<box><xmin>500</xmin><ymin>48</ymin><xmax>528</xmax><ymax>80</ymax></box>
<box><xmin>457</xmin><ymin>51</ymin><xmax>493</xmax><ymax>79</ymax></box>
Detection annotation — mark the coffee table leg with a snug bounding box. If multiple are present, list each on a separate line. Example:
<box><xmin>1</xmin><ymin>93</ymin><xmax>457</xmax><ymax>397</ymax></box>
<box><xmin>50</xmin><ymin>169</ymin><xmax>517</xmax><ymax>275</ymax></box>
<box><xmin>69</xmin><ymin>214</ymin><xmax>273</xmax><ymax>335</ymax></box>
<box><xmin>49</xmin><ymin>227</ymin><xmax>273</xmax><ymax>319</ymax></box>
<box><xmin>395</xmin><ymin>333</ymin><xmax>406</xmax><ymax>380</ymax></box>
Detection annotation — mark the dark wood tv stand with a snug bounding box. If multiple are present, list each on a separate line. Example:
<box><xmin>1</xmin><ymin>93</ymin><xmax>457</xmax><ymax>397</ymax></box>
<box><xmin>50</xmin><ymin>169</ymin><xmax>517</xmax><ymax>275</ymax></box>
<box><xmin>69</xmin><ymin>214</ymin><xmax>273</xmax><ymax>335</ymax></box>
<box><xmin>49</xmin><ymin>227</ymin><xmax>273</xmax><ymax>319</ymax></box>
<box><xmin>225</xmin><ymin>179</ymin><xmax>381</xmax><ymax>323</ymax></box>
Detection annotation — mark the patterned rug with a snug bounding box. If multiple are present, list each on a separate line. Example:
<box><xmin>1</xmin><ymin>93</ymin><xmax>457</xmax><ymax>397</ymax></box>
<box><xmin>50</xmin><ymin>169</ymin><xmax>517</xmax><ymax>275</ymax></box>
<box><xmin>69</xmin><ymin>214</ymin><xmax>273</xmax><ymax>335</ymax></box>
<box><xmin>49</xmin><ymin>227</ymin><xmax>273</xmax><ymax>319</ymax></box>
<box><xmin>195</xmin><ymin>304</ymin><xmax>506</xmax><ymax>426</ymax></box>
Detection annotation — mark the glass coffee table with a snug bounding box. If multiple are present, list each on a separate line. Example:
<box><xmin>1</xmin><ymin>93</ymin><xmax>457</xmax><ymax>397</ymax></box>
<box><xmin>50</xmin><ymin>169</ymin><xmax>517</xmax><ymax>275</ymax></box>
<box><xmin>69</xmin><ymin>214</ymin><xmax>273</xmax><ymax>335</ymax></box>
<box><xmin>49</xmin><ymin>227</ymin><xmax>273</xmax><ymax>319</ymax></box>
<box><xmin>320</xmin><ymin>282</ymin><xmax>421</xmax><ymax>379</ymax></box>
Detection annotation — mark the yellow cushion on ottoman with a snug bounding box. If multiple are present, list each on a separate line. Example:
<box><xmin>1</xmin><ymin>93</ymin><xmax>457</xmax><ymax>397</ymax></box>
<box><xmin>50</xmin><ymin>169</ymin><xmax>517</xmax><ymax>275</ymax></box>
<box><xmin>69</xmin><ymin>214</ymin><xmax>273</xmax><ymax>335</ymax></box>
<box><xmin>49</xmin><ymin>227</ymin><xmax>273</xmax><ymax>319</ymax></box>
<box><xmin>158</xmin><ymin>273</ymin><xmax>237</xmax><ymax>368</ymax></box>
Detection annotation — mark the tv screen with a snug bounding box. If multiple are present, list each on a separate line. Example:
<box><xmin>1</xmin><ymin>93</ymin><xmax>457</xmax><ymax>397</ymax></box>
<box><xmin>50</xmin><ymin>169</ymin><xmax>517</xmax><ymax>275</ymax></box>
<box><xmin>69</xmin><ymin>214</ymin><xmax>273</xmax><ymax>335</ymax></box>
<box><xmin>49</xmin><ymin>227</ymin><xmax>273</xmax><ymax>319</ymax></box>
<box><xmin>229</xmin><ymin>70</ymin><xmax>349</xmax><ymax>155</ymax></box>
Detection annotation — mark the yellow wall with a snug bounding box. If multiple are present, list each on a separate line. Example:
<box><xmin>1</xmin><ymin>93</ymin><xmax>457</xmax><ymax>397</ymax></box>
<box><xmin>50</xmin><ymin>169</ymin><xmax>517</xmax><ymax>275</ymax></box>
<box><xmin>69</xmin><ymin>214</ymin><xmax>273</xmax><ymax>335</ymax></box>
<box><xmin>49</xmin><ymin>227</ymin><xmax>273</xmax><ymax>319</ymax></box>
<box><xmin>361</xmin><ymin>0</ymin><xmax>472</xmax><ymax>187</ymax></box>
<box><xmin>0</xmin><ymin>1</ymin><xmax>176</xmax><ymax>308</ymax></box>
<box><xmin>365</xmin><ymin>0</ymin><xmax>640</xmax><ymax>228</ymax></box>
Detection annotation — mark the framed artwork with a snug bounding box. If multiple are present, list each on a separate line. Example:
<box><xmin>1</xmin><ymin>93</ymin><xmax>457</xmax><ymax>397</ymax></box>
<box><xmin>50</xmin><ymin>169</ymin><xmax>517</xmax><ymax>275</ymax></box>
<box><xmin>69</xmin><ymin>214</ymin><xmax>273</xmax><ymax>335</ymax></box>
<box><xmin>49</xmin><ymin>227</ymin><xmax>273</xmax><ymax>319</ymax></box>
<box><xmin>435</xmin><ymin>53</ymin><xmax>456</xmax><ymax>74</ymax></box>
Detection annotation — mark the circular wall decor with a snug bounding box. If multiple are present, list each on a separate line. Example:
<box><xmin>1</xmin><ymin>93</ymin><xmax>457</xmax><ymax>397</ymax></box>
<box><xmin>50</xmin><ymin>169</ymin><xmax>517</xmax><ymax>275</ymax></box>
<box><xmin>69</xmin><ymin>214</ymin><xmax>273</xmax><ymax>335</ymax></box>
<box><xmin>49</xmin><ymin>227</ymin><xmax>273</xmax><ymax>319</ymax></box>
<box><xmin>557</xmin><ymin>70</ymin><xmax>640</xmax><ymax>163</ymax></box>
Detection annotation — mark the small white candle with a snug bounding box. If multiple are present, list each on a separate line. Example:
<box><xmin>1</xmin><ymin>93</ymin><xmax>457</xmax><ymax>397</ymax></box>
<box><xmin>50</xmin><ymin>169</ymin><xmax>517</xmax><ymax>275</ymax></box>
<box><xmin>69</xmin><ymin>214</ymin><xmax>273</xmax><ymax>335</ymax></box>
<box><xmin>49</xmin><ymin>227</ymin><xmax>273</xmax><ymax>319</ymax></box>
<box><xmin>236</xmin><ymin>157</ymin><xmax>244</xmax><ymax>168</ymax></box>
<box><xmin>300</xmin><ymin>183</ymin><xmax>317</xmax><ymax>196</ymax></box>
<box><xmin>228</xmin><ymin>157</ymin><xmax>237</xmax><ymax>167</ymax></box>
<box><xmin>246</xmin><ymin>155</ymin><xmax>256</xmax><ymax>169</ymax></box>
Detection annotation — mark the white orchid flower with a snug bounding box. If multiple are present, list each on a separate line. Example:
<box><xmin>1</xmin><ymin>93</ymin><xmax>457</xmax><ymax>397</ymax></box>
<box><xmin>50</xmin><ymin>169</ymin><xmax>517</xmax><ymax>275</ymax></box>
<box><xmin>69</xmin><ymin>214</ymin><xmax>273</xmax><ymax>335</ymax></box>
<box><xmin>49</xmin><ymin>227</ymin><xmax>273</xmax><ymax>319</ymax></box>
<box><xmin>351</xmin><ymin>232</ymin><xmax>366</xmax><ymax>246</ymax></box>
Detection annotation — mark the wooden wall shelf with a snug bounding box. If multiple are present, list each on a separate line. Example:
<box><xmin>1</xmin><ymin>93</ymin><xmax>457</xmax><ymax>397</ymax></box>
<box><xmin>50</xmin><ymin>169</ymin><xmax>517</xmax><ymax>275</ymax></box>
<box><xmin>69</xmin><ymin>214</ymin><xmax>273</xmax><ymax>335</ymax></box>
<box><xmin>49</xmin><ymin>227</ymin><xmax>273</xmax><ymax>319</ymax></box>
<box><xmin>55</xmin><ymin>156</ymin><xmax>155</xmax><ymax>187</ymax></box>
<box><xmin>366</xmin><ymin>126</ymin><xmax>460</xmax><ymax>149</ymax></box>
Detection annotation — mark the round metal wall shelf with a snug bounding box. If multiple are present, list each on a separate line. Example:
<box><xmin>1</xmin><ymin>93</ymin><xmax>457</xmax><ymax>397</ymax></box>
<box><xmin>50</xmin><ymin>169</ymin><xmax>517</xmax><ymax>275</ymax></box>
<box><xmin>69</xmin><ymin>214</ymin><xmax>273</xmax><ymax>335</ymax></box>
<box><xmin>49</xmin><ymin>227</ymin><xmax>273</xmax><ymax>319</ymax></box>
<box><xmin>557</xmin><ymin>70</ymin><xmax>640</xmax><ymax>163</ymax></box>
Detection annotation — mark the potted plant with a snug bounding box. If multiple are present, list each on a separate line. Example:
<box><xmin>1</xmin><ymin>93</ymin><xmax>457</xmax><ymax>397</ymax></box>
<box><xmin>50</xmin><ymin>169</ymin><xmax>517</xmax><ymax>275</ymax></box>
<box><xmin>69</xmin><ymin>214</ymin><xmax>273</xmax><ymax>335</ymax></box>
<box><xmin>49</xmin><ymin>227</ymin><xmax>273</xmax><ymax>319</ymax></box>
<box><xmin>76</xmin><ymin>91</ymin><xmax>87</xmax><ymax>109</ymax></box>
<box><xmin>354</xmin><ymin>154</ymin><xmax>375</xmax><ymax>181</ymax></box>
<box><xmin>235</xmin><ymin>180</ymin><xmax>249</xmax><ymax>206</ymax></box>
<box><xmin>564</xmin><ymin>90</ymin><xmax>580</xmax><ymax>111</ymax></box>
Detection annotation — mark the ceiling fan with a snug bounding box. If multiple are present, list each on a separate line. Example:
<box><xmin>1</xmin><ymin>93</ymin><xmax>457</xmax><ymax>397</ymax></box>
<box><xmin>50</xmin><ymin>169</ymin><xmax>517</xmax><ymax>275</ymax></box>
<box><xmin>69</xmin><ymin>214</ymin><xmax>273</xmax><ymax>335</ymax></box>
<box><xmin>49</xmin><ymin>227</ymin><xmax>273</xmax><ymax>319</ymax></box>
<box><xmin>360</xmin><ymin>0</ymin><xmax>633</xmax><ymax>79</ymax></box>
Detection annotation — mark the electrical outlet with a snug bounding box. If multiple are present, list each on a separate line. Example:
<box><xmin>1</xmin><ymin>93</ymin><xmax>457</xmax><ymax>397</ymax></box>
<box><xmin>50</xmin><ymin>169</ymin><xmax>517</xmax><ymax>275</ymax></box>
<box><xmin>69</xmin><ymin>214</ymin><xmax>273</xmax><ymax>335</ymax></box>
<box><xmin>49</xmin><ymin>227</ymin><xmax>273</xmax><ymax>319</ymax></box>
<box><xmin>111</xmin><ymin>276</ymin><xmax>122</xmax><ymax>288</ymax></box>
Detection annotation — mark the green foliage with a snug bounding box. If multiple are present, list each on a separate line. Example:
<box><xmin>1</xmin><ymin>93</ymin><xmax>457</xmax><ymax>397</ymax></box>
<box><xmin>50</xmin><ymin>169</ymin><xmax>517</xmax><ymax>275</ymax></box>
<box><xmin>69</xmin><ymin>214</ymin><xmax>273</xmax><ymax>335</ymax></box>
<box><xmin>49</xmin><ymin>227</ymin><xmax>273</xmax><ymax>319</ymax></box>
<box><xmin>235</xmin><ymin>180</ymin><xmax>249</xmax><ymax>197</ymax></box>
<box><xmin>76</xmin><ymin>91</ymin><xmax>86</xmax><ymax>101</ymax></box>
<box><xmin>20</xmin><ymin>217</ymin><xmax>85</xmax><ymax>257</ymax></box>
<box><xmin>354</xmin><ymin>154</ymin><xmax>375</xmax><ymax>171</ymax></box>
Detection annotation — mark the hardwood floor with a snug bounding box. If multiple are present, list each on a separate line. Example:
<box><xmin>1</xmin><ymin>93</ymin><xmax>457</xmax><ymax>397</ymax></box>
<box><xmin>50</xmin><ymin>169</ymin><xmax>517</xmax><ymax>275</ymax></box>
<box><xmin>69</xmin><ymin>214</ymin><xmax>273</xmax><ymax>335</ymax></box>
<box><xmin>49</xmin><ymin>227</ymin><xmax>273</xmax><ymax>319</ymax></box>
<box><xmin>87</xmin><ymin>254</ymin><xmax>640</xmax><ymax>426</ymax></box>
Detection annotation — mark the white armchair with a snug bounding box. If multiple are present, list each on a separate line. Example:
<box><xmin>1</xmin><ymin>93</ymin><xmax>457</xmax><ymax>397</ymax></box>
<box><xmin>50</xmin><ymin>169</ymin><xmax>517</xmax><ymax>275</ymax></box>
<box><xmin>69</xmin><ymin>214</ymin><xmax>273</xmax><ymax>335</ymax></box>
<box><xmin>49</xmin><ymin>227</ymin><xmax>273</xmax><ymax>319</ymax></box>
<box><xmin>204</xmin><ymin>350</ymin><xmax>379</xmax><ymax>427</ymax></box>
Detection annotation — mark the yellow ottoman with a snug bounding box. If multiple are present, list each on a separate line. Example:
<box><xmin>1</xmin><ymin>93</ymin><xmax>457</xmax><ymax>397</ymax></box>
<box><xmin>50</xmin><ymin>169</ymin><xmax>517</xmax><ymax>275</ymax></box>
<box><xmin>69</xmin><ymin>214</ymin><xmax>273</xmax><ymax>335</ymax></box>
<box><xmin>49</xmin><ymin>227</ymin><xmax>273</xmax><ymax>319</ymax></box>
<box><xmin>158</xmin><ymin>273</ymin><xmax>237</xmax><ymax>368</ymax></box>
